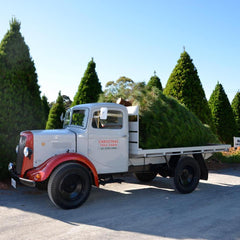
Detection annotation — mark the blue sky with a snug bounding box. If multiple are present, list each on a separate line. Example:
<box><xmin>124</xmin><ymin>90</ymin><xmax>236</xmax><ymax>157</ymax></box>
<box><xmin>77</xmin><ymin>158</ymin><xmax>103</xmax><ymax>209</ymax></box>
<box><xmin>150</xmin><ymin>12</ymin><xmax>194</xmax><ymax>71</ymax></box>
<box><xmin>0</xmin><ymin>0</ymin><xmax>239</xmax><ymax>102</ymax></box>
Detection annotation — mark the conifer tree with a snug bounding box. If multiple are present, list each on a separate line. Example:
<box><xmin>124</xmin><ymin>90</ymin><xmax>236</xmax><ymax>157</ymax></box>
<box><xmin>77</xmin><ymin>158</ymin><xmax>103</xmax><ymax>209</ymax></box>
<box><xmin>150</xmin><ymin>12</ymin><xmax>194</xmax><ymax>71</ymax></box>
<box><xmin>72</xmin><ymin>58</ymin><xmax>102</xmax><ymax>106</ymax></box>
<box><xmin>46</xmin><ymin>92</ymin><xmax>65</xmax><ymax>129</ymax></box>
<box><xmin>231</xmin><ymin>92</ymin><xmax>240</xmax><ymax>136</ymax></box>
<box><xmin>41</xmin><ymin>95</ymin><xmax>50</xmax><ymax>126</ymax></box>
<box><xmin>147</xmin><ymin>71</ymin><xmax>162</xmax><ymax>91</ymax></box>
<box><xmin>164</xmin><ymin>50</ymin><xmax>212</xmax><ymax>127</ymax></box>
<box><xmin>0</xmin><ymin>18</ymin><xmax>44</xmax><ymax>179</ymax></box>
<box><xmin>209</xmin><ymin>83</ymin><xmax>237</xmax><ymax>144</ymax></box>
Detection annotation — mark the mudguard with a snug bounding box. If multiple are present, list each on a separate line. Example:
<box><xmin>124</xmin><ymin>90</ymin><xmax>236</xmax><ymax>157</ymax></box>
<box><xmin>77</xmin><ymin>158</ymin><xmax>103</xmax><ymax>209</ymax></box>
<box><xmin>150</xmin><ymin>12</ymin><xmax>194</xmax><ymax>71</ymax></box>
<box><xmin>25</xmin><ymin>152</ymin><xmax>99</xmax><ymax>187</ymax></box>
<box><xmin>193</xmin><ymin>153</ymin><xmax>208</xmax><ymax>180</ymax></box>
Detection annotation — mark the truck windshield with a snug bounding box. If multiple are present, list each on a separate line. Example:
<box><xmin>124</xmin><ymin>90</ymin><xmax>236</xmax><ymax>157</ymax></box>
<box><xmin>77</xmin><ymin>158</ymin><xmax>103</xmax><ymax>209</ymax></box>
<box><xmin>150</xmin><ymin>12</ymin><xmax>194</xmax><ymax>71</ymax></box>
<box><xmin>63</xmin><ymin>108</ymin><xmax>88</xmax><ymax>129</ymax></box>
<box><xmin>63</xmin><ymin>109</ymin><xmax>71</xmax><ymax>128</ymax></box>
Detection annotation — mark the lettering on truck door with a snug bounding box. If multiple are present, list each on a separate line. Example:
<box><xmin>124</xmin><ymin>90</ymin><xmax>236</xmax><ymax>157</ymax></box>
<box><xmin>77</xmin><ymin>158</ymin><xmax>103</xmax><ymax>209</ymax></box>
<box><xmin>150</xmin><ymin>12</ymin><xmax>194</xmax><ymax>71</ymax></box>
<box><xmin>88</xmin><ymin>108</ymin><xmax>128</xmax><ymax>174</ymax></box>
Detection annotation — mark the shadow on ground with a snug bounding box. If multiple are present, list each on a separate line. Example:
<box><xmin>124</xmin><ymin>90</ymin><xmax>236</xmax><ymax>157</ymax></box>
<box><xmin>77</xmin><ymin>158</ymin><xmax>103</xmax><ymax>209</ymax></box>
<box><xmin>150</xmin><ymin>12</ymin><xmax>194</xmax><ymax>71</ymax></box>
<box><xmin>1</xmin><ymin>167</ymin><xmax>240</xmax><ymax>240</ymax></box>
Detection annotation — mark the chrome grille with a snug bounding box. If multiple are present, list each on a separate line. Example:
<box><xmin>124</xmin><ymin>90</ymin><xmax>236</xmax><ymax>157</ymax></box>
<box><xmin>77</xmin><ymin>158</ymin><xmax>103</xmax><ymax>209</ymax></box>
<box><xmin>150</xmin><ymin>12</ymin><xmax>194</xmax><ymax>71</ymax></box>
<box><xmin>16</xmin><ymin>136</ymin><xmax>26</xmax><ymax>175</ymax></box>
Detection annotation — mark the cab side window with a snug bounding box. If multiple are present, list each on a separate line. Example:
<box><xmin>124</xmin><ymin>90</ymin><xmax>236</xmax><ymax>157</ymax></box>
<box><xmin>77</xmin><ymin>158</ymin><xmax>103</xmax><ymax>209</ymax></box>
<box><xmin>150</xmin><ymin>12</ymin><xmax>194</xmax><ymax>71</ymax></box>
<box><xmin>92</xmin><ymin>110</ymin><xmax>123</xmax><ymax>129</ymax></box>
<box><xmin>71</xmin><ymin>109</ymin><xmax>87</xmax><ymax>128</ymax></box>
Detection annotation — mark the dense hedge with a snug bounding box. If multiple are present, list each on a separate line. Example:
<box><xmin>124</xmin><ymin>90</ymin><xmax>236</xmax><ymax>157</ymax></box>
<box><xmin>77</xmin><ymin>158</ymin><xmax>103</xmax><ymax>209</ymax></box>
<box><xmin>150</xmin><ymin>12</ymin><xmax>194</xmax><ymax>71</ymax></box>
<box><xmin>133</xmin><ymin>87</ymin><xmax>219</xmax><ymax>149</ymax></box>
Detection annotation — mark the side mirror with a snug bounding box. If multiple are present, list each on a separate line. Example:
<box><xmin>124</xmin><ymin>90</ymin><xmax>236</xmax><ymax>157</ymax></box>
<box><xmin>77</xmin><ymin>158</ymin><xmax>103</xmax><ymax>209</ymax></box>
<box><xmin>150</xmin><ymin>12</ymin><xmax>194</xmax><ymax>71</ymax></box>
<box><xmin>60</xmin><ymin>113</ymin><xmax>64</xmax><ymax>122</ymax></box>
<box><xmin>100</xmin><ymin>107</ymin><xmax>108</xmax><ymax>120</ymax></box>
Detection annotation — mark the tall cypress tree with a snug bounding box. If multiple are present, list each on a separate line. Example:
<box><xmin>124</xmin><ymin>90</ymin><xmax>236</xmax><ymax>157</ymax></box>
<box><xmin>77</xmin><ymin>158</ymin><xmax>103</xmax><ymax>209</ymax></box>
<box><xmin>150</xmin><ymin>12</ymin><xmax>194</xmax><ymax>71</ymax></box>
<box><xmin>147</xmin><ymin>71</ymin><xmax>162</xmax><ymax>91</ymax></box>
<box><xmin>209</xmin><ymin>82</ymin><xmax>237</xmax><ymax>144</ymax></box>
<box><xmin>46</xmin><ymin>92</ymin><xmax>65</xmax><ymax>129</ymax></box>
<box><xmin>72</xmin><ymin>58</ymin><xmax>102</xmax><ymax>106</ymax></box>
<box><xmin>231</xmin><ymin>92</ymin><xmax>240</xmax><ymax>136</ymax></box>
<box><xmin>164</xmin><ymin>50</ymin><xmax>212</xmax><ymax>127</ymax></box>
<box><xmin>41</xmin><ymin>95</ymin><xmax>50</xmax><ymax>126</ymax></box>
<box><xmin>0</xmin><ymin>18</ymin><xmax>44</xmax><ymax>179</ymax></box>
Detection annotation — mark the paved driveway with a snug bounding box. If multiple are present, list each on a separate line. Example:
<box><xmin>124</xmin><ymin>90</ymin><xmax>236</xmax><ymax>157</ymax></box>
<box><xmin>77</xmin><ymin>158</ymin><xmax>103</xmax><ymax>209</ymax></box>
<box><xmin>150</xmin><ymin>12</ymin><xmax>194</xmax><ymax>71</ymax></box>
<box><xmin>0</xmin><ymin>166</ymin><xmax>240</xmax><ymax>240</ymax></box>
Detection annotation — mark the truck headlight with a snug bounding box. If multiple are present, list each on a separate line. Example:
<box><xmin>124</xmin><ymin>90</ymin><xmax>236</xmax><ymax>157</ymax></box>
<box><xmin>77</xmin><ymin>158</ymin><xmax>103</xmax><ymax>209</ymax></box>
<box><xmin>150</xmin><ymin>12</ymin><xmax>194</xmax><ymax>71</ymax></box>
<box><xmin>8</xmin><ymin>162</ymin><xmax>14</xmax><ymax>171</ymax></box>
<box><xmin>24</xmin><ymin>147</ymin><xmax>32</xmax><ymax>158</ymax></box>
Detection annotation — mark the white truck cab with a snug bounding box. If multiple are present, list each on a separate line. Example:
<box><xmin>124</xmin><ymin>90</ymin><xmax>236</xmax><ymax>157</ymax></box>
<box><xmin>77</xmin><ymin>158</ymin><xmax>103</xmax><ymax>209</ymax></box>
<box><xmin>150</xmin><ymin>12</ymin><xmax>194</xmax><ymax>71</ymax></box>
<box><xmin>9</xmin><ymin>102</ymin><xmax>230</xmax><ymax>209</ymax></box>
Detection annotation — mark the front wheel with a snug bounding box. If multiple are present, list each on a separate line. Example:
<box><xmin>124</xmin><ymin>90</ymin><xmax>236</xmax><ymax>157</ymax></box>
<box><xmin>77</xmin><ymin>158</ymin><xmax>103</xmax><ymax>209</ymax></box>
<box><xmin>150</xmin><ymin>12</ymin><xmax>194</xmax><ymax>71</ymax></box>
<box><xmin>174</xmin><ymin>157</ymin><xmax>200</xmax><ymax>194</ymax></box>
<box><xmin>48</xmin><ymin>163</ymin><xmax>92</xmax><ymax>209</ymax></box>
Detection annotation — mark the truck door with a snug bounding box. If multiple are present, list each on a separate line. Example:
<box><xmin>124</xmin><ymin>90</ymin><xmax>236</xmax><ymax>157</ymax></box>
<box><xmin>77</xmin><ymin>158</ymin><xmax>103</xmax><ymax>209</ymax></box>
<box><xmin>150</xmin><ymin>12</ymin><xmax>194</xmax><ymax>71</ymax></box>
<box><xmin>88</xmin><ymin>107</ymin><xmax>128</xmax><ymax>174</ymax></box>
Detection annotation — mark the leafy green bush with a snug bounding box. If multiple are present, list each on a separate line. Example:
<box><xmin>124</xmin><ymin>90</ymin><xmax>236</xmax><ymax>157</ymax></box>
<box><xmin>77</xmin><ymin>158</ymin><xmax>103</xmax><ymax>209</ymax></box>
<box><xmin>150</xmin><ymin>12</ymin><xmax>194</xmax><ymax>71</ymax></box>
<box><xmin>99</xmin><ymin>76</ymin><xmax>134</xmax><ymax>103</ymax></box>
<box><xmin>132</xmin><ymin>87</ymin><xmax>219</xmax><ymax>149</ymax></box>
<box><xmin>211</xmin><ymin>148</ymin><xmax>240</xmax><ymax>163</ymax></box>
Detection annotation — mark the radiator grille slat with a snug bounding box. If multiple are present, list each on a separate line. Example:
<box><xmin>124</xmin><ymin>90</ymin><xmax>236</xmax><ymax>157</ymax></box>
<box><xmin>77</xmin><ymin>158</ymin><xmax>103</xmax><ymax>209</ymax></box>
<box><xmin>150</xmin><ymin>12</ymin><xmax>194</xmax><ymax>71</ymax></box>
<box><xmin>16</xmin><ymin>136</ymin><xmax>26</xmax><ymax>175</ymax></box>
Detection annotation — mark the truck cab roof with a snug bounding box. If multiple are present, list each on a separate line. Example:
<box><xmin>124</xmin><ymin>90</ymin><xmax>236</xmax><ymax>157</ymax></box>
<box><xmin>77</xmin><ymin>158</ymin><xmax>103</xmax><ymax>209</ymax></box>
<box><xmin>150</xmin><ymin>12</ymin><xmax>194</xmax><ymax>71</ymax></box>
<box><xmin>71</xmin><ymin>102</ymin><xmax>127</xmax><ymax>111</ymax></box>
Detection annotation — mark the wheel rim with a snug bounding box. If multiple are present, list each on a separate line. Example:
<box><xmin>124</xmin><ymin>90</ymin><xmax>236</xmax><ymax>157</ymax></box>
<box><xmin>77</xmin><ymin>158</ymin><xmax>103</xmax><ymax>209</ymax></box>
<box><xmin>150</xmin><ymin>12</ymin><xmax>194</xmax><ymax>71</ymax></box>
<box><xmin>59</xmin><ymin>174</ymin><xmax>84</xmax><ymax>201</ymax></box>
<box><xmin>179</xmin><ymin>166</ymin><xmax>194</xmax><ymax>186</ymax></box>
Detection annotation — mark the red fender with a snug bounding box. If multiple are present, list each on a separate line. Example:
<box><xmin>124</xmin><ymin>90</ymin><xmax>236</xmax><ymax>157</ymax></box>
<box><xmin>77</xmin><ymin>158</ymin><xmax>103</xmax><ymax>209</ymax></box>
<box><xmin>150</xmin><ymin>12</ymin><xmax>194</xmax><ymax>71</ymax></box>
<box><xmin>25</xmin><ymin>153</ymin><xmax>99</xmax><ymax>187</ymax></box>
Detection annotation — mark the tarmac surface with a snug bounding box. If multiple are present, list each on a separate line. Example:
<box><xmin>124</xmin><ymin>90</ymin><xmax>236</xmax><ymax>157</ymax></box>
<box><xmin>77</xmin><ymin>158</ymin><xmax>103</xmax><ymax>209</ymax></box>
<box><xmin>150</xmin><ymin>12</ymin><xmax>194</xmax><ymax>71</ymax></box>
<box><xmin>1</xmin><ymin>166</ymin><xmax>240</xmax><ymax>240</ymax></box>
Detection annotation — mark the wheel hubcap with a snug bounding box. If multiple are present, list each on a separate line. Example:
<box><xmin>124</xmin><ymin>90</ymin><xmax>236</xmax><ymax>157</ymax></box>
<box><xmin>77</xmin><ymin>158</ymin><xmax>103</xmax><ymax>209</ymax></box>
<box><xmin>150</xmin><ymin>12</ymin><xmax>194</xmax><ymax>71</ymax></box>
<box><xmin>180</xmin><ymin>166</ymin><xmax>194</xmax><ymax>186</ymax></box>
<box><xmin>60</xmin><ymin>174</ymin><xmax>83</xmax><ymax>200</ymax></box>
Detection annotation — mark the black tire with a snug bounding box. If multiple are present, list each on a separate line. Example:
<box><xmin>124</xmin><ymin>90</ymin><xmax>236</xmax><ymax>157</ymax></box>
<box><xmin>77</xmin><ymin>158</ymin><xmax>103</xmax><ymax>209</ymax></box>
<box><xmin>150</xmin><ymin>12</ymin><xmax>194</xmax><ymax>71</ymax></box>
<box><xmin>134</xmin><ymin>172</ymin><xmax>157</xmax><ymax>182</ymax></box>
<box><xmin>47</xmin><ymin>163</ymin><xmax>92</xmax><ymax>209</ymax></box>
<box><xmin>174</xmin><ymin>157</ymin><xmax>200</xmax><ymax>194</ymax></box>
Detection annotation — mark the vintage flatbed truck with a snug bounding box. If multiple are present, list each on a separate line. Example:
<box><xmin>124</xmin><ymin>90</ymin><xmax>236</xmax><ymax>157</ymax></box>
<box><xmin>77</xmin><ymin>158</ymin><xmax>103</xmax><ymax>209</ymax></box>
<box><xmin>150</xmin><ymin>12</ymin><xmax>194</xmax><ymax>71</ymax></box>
<box><xmin>9</xmin><ymin>102</ymin><xmax>230</xmax><ymax>209</ymax></box>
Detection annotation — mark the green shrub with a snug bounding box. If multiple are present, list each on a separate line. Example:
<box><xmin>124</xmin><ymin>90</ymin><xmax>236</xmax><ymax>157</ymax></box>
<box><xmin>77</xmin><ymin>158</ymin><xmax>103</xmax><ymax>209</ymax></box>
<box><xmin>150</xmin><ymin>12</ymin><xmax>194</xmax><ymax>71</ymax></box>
<box><xmin>99</xmin><ymin>76</ymin><xmax>134</xmax><ymax>103</ymax></box>
<box><xmin>133</xmin><ymin>87</ymin><xmax>219</xmax><ymax>149</ymax></box>
<box><xmin>211</xmin><ymin>149</ymin><xmax>240</xmax><ymax>163</ymax></box>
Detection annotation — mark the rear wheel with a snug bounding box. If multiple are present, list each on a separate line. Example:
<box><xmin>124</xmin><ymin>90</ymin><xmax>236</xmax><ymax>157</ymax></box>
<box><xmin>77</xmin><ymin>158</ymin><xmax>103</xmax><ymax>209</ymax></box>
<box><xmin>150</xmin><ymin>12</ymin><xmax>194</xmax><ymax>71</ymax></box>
<box><xmin>174</xmin><ymin>157</ymin><xmax>200</xmax><ymax>194</ymax></box>
<box><xmin>48</xmin><ymin>163</ymin><xmax>92</xmax><ymax>209</ymax></box>
<box><xmin>134</xmin><ymin>172</ymin><xmax>157</xmax><ymax>182</ymax></box>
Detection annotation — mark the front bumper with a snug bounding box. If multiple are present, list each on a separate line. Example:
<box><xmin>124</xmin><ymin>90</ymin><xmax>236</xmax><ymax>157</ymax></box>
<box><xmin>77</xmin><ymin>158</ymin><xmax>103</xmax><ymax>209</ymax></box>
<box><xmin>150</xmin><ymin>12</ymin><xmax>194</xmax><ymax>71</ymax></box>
<box><xmin>8</xmin><ymin>162</ymin><xmax>36</xmax><ymax>187</ymax></box>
